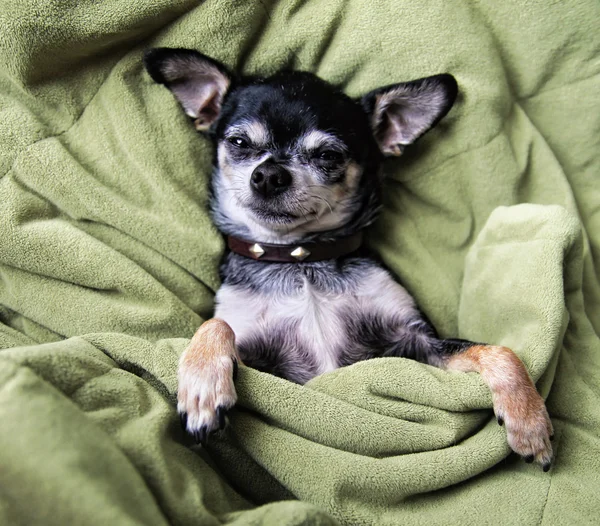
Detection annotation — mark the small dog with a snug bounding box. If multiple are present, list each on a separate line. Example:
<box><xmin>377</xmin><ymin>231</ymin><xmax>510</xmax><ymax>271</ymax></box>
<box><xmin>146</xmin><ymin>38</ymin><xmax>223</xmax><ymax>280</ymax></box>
<box><xmin>144</xmin><ymin>48</ymin><xmax>553</xmax><ymax>470</ymax></box>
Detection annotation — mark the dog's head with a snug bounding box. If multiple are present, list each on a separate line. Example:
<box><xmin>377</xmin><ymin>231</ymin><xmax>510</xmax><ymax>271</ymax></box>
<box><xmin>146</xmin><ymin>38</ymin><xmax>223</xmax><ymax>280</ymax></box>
<box><xmin>144</xmin><ymin>48</ymin><xmax>457</xmax><ymax>243</ymax></box>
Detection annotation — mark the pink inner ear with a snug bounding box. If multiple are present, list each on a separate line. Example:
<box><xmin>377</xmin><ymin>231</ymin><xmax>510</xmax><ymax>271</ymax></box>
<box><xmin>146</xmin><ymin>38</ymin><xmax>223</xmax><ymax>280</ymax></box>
<box><xmin>378</xmin><ymin>110</ymin><xmax>406</xmax><ymax>156</ymax></box>
<box><xmin>193</xmin><ymin>90</ymin><xmax>223</xmax><ymax>130</ymax></box>
<box><xmin>370</xmin><ymin>79</ymin><xmax>452</xmax><ymax>156</ymax></box>
<box><xmin>373</xmin><ymin>108</ymin><xmax>410</xmax><ymax>156</ymax></box>
<box><xmin>198</xmin><ymin>91</ymin><xmax>220</xmax><ymax>121</ymax></box>
<box><xmin>171</xmin><ymin>79</ymin><xmax>224</xmax><ymax>122</ymax></box>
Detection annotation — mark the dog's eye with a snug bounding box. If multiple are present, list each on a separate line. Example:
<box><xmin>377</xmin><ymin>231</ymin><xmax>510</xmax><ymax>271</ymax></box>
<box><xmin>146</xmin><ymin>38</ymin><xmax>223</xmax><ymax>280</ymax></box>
<box><xmin>318</xmin><ymin>150</ymin><xmax>344</xmax><ymax>162</ymax></box>
<box><xmin>228</xmin><ymin>137</ymin><xmax>250</xmax><ymax>149</ymax></box>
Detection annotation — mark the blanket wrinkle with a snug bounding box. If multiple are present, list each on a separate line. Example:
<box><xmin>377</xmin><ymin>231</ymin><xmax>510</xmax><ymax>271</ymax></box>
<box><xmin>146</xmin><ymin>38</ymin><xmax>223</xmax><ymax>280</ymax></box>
<box><xmin>0</xmin><ymin>63</ymin><xmax>117</xmax><ymax>182</ymax></box>
<box><xmin>518</xmin><ymin>72</ymin><xmax>600</xmax><ymax>102</ymax></box>
<box><xmin>387</xmin><ymin>126</ymin><xmax>505</xmax><ymax>184</ymax></box>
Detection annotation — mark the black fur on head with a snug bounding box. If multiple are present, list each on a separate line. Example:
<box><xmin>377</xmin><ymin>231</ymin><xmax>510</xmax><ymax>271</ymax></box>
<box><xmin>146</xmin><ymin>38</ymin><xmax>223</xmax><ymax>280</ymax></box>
<box><xmin>143</xmin><ymin>48</ymin><xmax>458</xmax><ymax>244</ymax></box>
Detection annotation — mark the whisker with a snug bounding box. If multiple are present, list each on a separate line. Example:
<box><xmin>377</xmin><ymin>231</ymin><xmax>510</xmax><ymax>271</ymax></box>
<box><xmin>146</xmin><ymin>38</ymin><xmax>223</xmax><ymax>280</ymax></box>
<box><xmin>308</xmin><ymin>194</ymin><xmax>334</xmax><ymax>215</ymax></box>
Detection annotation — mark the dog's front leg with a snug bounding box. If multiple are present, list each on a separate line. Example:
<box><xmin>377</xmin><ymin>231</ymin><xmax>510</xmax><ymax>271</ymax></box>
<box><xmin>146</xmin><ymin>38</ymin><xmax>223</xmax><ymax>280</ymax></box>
<box><xmin>443</xmin><ymin>344</ymin><xmax>554</xmax><ymax>470</ymax></box>
<box><xmin>382</xmin><ymin>328</ymin><xmax>554</xmax><ymax>469</ymax></box>
<box><xmin>178</xmin><ymin>318</ymin><xmax>239</xmax><ymax>443</ymax></box>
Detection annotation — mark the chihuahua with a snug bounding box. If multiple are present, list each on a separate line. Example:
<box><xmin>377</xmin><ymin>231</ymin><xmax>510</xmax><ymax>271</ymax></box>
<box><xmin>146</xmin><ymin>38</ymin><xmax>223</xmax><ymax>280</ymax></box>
<box><xmin>144</xmin><ymin>48</ymin><xmax>553</xmax><ymax>470</ymax></box>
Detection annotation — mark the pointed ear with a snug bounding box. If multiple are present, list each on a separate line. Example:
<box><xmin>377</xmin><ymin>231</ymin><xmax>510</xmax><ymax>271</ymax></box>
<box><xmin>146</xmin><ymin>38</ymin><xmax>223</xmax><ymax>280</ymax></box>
<box><xmin>143</xmin><ymin>48</ymin><xmax>232</xmax><ymax>131</ymax></box>
<box><xmin>361</xmin><ymin>74</ymin><xmax>458</xmax><ymax>156</ymax></box>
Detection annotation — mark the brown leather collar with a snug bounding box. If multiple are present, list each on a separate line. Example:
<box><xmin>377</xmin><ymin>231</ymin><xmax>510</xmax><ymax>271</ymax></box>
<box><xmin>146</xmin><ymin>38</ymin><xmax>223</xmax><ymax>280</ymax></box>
<box><xmin>227</xmin><ymin>231</ymin><xmax>364</xmax><ymax>263</ymax></box>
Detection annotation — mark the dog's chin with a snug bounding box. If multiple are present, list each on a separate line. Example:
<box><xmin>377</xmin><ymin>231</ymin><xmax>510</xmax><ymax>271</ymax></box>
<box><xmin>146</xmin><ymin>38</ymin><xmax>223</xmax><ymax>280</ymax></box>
<box><xmin>247</xmin><ymin>205</ymin><xmax>355</xmax><ymax>239</ymax></box>
<box><xmin>248</xmin><ymin>206</ymin><xmax>307</xmax><ymax>230</ymax></box>
<box><xmin>253</xmin><ymin>209</ymin><xmax>299</xmax><ymax>223</ymax></box>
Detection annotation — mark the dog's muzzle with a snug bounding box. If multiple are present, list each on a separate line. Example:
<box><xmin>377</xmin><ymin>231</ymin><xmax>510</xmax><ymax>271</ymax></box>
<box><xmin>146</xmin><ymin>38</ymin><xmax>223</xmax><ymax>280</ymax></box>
<box><xmin>250</xmin><ymin>161</ymin><xmax>292</xmax><ymax>198</ymax></box>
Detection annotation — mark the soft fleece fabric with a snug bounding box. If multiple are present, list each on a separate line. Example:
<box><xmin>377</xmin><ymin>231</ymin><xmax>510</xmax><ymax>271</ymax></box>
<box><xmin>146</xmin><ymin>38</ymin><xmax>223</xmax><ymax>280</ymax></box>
<box><xmin>1</xmin><ymin>1</ymin><xmax>599</xmax><ymax>524</ymax></box>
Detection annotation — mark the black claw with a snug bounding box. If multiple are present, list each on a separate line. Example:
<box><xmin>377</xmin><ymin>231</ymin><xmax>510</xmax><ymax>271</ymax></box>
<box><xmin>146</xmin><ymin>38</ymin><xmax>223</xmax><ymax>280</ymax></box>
<box><xmin>198</xmin><ymin>426</ymin><xmax>209</xmax><ymax>445</ymax></box>
<box><xmin>232</xmin><ymin>358</ymin><xmax>239</xmax><ymax>381</ymax></box>
<box><xmin>497</xmin><ymin>416</ymin><xmax>504</xmax><ymax>426</ymax></box>
<box><xmin>192</xmin><ymin>428</ymin><xmax>204</xmax><ymax>445</ymax></box>
<box><xmin>549</xmin><ymin>434</ymin><xmax>554</xmax><ymax>441</ymax></box>
<box><xmin>542</xmin><ymin>462</ymin><xmax>551</xmax><ymax>472</ymax></box>
<box><xmin>524</xmin><ymin>455</ymin><xmax>534</xmax><ymax>464</ymax></box>
<box><xmin>179</xmin><ymin>412</ymin><xmax>188</xmax><ymax>431</ymax></box>
<box><xmin>216</xmin><ymin>406</ymin><xmax>227</xmax><ymax>430</ymax></box>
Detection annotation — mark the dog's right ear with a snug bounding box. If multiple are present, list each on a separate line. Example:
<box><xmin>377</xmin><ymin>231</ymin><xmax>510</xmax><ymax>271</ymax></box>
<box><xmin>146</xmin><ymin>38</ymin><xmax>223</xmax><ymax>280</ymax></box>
<box><xmin>143</xmin><ymin>48</ymin><xmax>231</xmax><ymax>131</ymax></box>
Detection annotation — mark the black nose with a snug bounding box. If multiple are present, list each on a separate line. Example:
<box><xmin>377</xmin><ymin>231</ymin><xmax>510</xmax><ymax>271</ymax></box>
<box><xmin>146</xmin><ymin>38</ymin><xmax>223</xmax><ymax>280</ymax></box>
<box><xmin>250</xmin><ymin>162</ymin><xmax>292</xmax><ymax>197</ymax></box>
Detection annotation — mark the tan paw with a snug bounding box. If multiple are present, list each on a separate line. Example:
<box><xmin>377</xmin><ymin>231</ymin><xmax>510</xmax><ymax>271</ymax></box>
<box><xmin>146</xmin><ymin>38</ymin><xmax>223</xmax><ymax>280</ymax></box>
<box><xmin>444</xmin><ymin>344</ymin><xmax>554</xmax><ymax>470</ymax></box>
<box><xmin>177</xmin><ymin>319</ymin><xmax>238</xmax><ymax>444</ymax></box>
<box><xmin>493</xmin><ymin>387</ymin><xmax>554</xmax><ymax>471</ymax></box>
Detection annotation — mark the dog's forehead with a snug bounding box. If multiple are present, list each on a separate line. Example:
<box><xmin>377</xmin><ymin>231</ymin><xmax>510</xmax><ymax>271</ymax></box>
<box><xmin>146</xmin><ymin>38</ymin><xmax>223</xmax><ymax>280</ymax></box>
<box><xmin>219</xmin><ymin>73</ymin><xmax>368</xmax><ymax>149</ymax></box>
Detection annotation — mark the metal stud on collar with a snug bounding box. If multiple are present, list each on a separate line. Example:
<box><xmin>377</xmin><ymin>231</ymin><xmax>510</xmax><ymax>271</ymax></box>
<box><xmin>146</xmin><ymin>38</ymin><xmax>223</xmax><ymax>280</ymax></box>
<box><xmin>290</xmin><ymin>246</ymin><xmax>311</xmax><ymax>261</ymax></box>
<box><xmin>249</xmin><ymin>243</ymin><xmax>265</xmax><ymax>258</ymax></box>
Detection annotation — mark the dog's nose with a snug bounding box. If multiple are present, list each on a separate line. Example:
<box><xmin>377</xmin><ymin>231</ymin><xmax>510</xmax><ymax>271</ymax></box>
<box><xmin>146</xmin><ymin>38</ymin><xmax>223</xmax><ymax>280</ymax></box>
<box><xmin>250</xmin><ymin>162</ymin><xmax>292</xmax><ymax>197</ymax></box>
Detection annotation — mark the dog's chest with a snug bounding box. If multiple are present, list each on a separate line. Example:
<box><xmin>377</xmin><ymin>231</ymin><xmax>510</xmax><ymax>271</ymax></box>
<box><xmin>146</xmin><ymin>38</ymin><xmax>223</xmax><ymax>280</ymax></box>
<box><xmin>217</xmin><ymin>277</ymin><xmax>348</xmax><ymax>374</ymax></box>
<box><xmin>214</xmin><ymin>255</ymin><xmax>419</xmax><ymax>383</ymax></box>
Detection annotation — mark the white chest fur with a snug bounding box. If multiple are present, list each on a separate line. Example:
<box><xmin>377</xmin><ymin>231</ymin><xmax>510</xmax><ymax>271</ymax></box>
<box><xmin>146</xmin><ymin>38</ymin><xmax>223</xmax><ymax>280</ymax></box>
<box><xmin>215</xmin><ymin>278</ymin><xmax>344</xmax><ymax>374</ymax></box>
<box><xmin>214</xmin><ymin>265</ymin><xmax>419</xmax><ymax>376</ymax></box>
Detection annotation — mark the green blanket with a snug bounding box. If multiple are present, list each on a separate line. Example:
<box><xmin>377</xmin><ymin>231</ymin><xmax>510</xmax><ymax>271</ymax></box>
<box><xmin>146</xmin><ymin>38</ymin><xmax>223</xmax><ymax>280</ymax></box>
<box><xmin>1</xmin><ymin>1</ymin><xmax>599</xmax><ymax>524</ymax></box>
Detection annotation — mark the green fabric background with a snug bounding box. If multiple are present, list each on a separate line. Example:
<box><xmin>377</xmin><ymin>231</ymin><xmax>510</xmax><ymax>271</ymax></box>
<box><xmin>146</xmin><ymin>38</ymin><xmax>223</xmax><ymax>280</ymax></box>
<box><xmin>1</xmin><ymin>1</ymin><xmax>599</xmax><ymax>524</ymax></box>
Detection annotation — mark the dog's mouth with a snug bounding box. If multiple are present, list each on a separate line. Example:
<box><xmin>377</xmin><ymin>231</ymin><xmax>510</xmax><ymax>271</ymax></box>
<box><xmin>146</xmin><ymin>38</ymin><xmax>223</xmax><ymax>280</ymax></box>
<box><xmin>236</xmin><ymin>188</ymin><xmax>351</xmax><ymax>235</ymax></box>
<box><xmin>249</xmin><ymin>205</ymin><xmax>321</xmax><ymax>224</ymax></box>
<box><xmin>246</xmin><ymin>198</ymin><xmax>320</xmax><ymax>226</ymax></box>
<box><xmin>251</xmin><ymin>207</ymin><xmax>300</xmax><ymax>223</ymax></box>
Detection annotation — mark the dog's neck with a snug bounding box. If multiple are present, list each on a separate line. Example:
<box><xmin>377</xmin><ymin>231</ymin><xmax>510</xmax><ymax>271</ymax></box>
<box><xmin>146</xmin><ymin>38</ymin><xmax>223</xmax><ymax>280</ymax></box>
<box><xmin>226</xmin><ymin>231</ymin><xmax>364</xmax><ymax>262</ymax></box>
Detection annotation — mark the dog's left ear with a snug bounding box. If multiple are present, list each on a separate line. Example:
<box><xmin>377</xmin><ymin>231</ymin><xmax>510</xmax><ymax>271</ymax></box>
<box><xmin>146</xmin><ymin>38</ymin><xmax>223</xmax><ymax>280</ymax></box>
<box><xmin>143</xmin><ymin>47</ymin><xmax>232</xmax><ymax>131</ymax></box>
<box><xmin>361</xmin><ymin>74</ymin><xmax>458</xmax><ymax>156</ymax></box>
